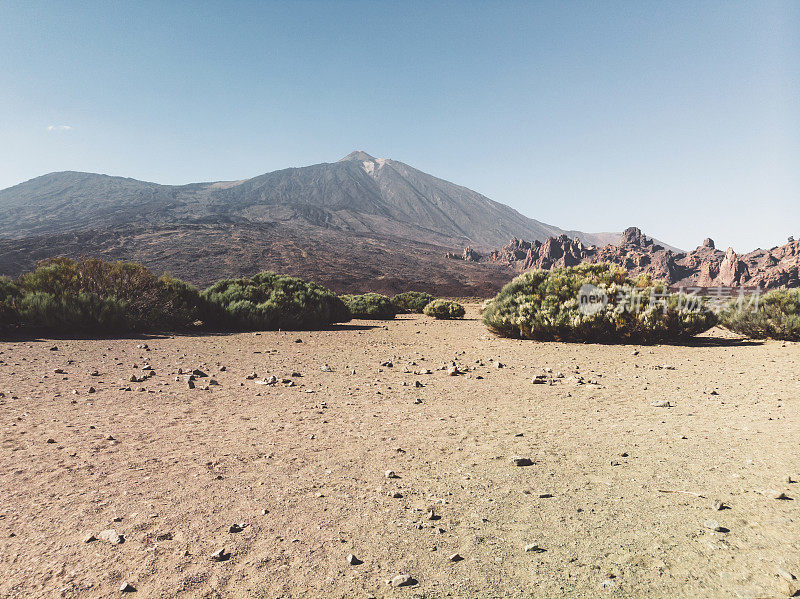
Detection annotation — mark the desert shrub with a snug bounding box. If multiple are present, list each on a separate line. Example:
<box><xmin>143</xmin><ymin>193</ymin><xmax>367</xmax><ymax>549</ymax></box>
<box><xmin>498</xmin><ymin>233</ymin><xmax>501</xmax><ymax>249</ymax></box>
<box><xmin>720</xmin><ymin>289</ymin><xmax>800</xmax><ymax>340</ymax></box>
<box><xmin>482</xmin><ymin>263</ymin><xmax>717</xmax><ymax>343</ymax></box>
<box><xmin>391</xmin><ymin>291</ymin><xmax>436</xmax><ymax>313</ymax></box>
<box><xmin>13</xmin><ymin>257</ymin><xmax>204</xmax><ymax>332</ymax></box>
<box><xmin>0</xmin><ymin>277</ymin><xmax>21</xmax><ymax>328</ymax></box>
<box><xmin>201</xmin><ymin>272</ymin><xmax>351</xmax><ymax>330</ymax></box>
<box><xmin>340</xmin><ymin>293</ymin><xmax>397</xmax><ymax>319</ymax></box>
<box><xmin>423</xmin><ymin>298</ymin><xmax>466</xmax><ymax>319</ymax></box>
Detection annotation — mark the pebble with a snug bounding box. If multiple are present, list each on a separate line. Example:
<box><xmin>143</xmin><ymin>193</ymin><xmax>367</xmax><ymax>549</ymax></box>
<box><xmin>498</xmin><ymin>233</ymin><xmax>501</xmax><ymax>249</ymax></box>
<box><xmin>449</xmin><ymin>553</ymin><xmax>464</xmax><ymax>562</ymax></box>
<box><xmin>83</xmin><ymin>533</ymin><xmax>97</xmax><ymax>543</ymax></box>
<box><xmin>512</xmin><ymin>457</ymin><xmax>534</xmax><ymax>467</ymax></box>
<box><xmin>98</xmin><ymin>529</ymin><xmax>124</xmax><ymax>544</ymax></box>
<box><xmin>385</xmin><ymin>470</ymin><xmax>398</xmax><ymax>478</ymax></box>
<box><xmin>650</xmin><ymin>400</ymin><xmax>672</xmax><ymax>408</ymax></box>
<box><xmin>703</xmin><ymin>519</ymin><xmax>726</xmax><ymax>532</ymax></box>
<box><xmin>346</xmin><ymin>553</ymin><xmax>362</xmax><ymax>565</ymax></box>
<box><xmin>524</xmin><ymin>543</ymin><xmax>546</xmax><ymax>553</ymax></box>
<box><xmin>210</xmin><ymin>547</ymin><xmax>230</xmax><ymax>561</ymax></box>
<box><xmin>388</xmin><ymin>574</ymin><xmax>416</xmax><ymax>587</ymax></box>
<box><xmin>120</xmin><ymin>581</ymin><xmax>136</xmax><ymax>593</ymax></box>
<box><xmin>712</xmin><ymin>500</ymin><xmax>725</xmax><ymax>511</ymax></box>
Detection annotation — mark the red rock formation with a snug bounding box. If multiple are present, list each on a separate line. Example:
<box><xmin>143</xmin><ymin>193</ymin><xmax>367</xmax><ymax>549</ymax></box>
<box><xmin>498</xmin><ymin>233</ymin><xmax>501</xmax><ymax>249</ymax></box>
<box><xmin>455</xmin><ymin>227</ymin><xmax>800</xmax><ymax>290</ymax></box>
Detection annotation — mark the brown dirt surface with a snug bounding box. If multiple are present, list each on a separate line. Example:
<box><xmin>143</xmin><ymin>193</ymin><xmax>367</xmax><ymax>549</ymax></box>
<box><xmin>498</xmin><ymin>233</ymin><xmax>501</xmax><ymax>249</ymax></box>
<box><xmin>1</xmin><ymin>307</ymin><xmax>798</xmax><ymax>598</ymax></box>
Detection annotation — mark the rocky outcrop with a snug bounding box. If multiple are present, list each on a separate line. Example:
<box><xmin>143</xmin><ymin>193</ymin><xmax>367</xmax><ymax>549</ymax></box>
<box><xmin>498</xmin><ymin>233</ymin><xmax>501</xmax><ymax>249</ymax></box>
<box><xmin>455</xmin><ymin>227</ymin><xmax>799</xmax><ymax>290</ymax></box>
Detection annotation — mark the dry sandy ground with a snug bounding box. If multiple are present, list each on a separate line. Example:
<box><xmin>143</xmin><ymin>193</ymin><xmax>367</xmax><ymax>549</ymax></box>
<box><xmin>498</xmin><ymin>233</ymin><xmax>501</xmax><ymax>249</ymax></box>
<box><xmin>1</xmin><ymin>306</ymin><xmax>798</xmax><ymax>598</ymax></box>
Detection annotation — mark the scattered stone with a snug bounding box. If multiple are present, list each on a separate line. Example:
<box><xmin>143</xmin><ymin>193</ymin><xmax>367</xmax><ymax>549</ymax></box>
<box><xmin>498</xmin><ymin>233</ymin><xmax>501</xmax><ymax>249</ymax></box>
<box><xmin>650</xmin><ymin>400</ymin><xmax>672</xmax><ymax>408</ymax></box>
<box><xmin>388</xmin><ymin>574</ymin><xmax>416</xmax><ymax>588</ymax></box>
<box><xmin>192</xmin><ymin>369</ymin><xmax>207</xmax><ymax>377</ymax></box>
<box><xmin>246</xmin><ymin>372</ymin><xmax>258</xmax><ymax>380</ymax></box>
<box><xmin>83</xmin><ymin>533</ymin><xmax>97</xmax><ymax>543</ymax></box>
<box><xmin>229</xmin><ymin>523</ymin><xmax>245</xmax><ymax>533</ymax></box>
<box><xmin>98</xmin><ymin>529</ymin><xmax>124</xmax><ymax>544</ymax></box>
<box><xmin>703</xmin><ymin>519</ymin><xmax>727</xmax><ymax>532</ymax></box>
<box><xmin>46</xmin><ymin>438</ymin><xmax>56</xmax><ymax>444</ymax></box>
<box><xmin>210</xmin><ymin>548</ymin><xmax>230</xmax><ymax>561</ymax></box>
<box><xmin>187</xmin><ymin>379</ymin><xmax>195</xmax><ymax>389</ymax></box>
<box><xmin>88</xmin><ymin>387</ymin><xmax>96</xmax><ymax>393</ymax></box>
<box><xmin>385</xmin><ymin>470</ymin><xmax>398</xmax><ymax>478</ymax></box>
<box><xmin>512</xmin><ymin>457</ymin><xmax>534</xmax><ymax>467</ymax></box>
<box><xmin>347</xmin><ymin>553</ymin><xmax>362</xmax><ymax>565</ymax></box>
<box><xmin>321</xmin><ymin>364</ymin><xmax>333</xmax><ymax>372</ymax></box>
<box><xmin>712</xmin><ymin>500</ymin><xmax>726</xmax><ymax>511</ymax></box>
<box><xmin>50</xmin><ymin>346</ymin><xmax>59</xmax><ymax>351</ymax></box>
<box><xmin>380</xmin><ymin>361</ymin><xmax>393</xmax><ymax>367</ymax></box>
<box><xmin>120</xmin><ymin>581</ymin><xmax>136</xmax><ymax>593</ymax></box>
<box><xmin>449</xmin><ymin>553</ymin><xmax>464</xmax><ymax>562</ymax></box>
<box><xmin>447</xmin><ymin>365</ymin><xmax>459</xmax><ymax>376</ymax></box>
<box><xmin>524</xmin><ymin>543</ymin><xmax>546</xmax><ymax>553</ymax></box>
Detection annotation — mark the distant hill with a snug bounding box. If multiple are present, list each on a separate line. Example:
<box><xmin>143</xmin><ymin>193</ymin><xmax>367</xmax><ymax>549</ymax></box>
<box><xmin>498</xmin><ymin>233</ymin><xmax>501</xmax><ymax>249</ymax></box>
<box><xmin>0</xmin><ymin>151</ymin><xmax>657</xmax><ymax>294</ymax></box>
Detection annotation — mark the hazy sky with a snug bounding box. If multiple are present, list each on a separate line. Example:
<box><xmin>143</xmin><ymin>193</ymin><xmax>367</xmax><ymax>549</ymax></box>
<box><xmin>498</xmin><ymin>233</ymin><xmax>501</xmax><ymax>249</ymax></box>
<box><xmin>1</xmin><ymin>1</ymin><xmax>797</xmax><ymax>251</ymax></box>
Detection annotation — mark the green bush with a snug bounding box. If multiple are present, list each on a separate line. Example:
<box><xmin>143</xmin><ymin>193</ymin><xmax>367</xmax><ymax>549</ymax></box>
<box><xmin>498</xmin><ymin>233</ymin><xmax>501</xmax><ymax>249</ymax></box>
<box><xmin>423</xmin><ymin>298</ymin><xmax>466</xmax><ymax>319</ymax></box>
<box><xmin>0</xmin><ymin>277</ymin><xmax>20</xmax><ymax>329</ymax></box>
<box><xmin>202</xmin><ymin>272</ymin><xmax>351</xmax><ymax>330</ymax></box>
<box><xmin>12</xmin><ymin>257</ymin><xmax>205</xmax><ymax>332</ymax></box>
<box><xmin>392</xmin><ymin>291</ymin><xmax>436</xmax><ymax>313</ymax></box>
<box><xmin>340</xmin><ymin>293</ymin><xmax>397</xmax><ymax>319</ymax></box>
<box><xmin>482</xmin><ymin>263</ymin><xmax>717</xmax><ymax>343</ymax></box>
<box><xmin>720</xmin><ymin>289</ymin><xmax>800</xmax><ymax>340</ymax></box>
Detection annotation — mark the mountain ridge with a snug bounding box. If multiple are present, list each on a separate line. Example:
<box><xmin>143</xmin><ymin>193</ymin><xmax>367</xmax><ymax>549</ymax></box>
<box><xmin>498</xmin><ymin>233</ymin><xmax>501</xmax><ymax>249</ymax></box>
<box><xmin>0</xmin><ymin>152</ymin><xmax>619</xmax><ymax>249</ymax></box>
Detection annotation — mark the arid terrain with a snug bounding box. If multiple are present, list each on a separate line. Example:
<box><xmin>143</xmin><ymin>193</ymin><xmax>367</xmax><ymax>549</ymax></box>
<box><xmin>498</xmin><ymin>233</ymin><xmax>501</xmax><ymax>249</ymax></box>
<box><xmin>1</xmin><ymin>306</ymin><xmax>798</xmax><ymax>598</ymax></box>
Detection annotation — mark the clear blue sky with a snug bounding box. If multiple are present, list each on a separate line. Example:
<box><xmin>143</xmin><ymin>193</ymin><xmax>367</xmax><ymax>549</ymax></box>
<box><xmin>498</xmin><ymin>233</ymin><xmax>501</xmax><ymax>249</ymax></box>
<box><xmin>1</xmin><ymin>1</ymin><xmax>797</xmax><ymax>251</ymax></box>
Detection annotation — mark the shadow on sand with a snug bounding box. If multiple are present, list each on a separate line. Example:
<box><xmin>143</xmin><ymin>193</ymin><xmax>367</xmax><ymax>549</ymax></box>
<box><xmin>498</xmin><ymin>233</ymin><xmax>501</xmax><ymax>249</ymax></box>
<box><xmin>0</xmin><ymin>322</ymin><xmax>380</xmax><ymax>343</ymax></box>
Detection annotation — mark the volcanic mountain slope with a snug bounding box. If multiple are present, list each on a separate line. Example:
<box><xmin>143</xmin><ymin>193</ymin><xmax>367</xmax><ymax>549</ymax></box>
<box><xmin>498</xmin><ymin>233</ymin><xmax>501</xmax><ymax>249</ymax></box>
<box><xmin>0</xmin><ymin>151</ymin><xmax>613</xmax><ymax>248</ymax></box>
<box><xmin>0</xmin><ymin>151</ymin><xmax>620</xmax><ymax>293</ymax></box>
<box><xmin>454</xmin><ymin>227</ymin><xmax>800</xmax><ymax>290</ymax></box>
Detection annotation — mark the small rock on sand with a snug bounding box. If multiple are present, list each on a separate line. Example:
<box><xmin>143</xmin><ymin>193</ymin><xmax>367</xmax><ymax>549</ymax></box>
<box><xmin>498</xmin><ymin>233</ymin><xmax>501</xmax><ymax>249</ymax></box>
<box><xmin>210</xmin><ymin>548</ymin><xmax>230</xmax><ymax>561</ymax></box>
<box><xmin>703</xmin><ymin>519</ymin><xmax>726</xmax><ymax>532</ymax></box>
<box><xmin>98</xmin><ymin>529</ymin><xmax>124</xmax><ymax>544</ymax></box>
<box><xmin>388</xmin><ymin>574</ymin><xmax>416</xmax><ymax>587</ymax></box>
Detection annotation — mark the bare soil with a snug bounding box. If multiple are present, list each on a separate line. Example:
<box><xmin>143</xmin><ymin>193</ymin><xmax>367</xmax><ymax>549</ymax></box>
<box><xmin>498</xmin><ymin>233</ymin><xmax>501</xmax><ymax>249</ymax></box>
<box><xmin>1</xmin><ymin>306</ymin><xmax>798</xmax><ymax>598</ymax></box>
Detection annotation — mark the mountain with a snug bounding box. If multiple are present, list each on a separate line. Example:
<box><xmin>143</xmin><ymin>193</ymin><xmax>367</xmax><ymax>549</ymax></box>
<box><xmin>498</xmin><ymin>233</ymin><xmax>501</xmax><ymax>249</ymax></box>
<box><xmin>453</xmin><ymin>227</ymin><xmax>799</xmax><ymax>290</ymax></box>
<box><xmin>0</xmin><ymin>151</ymin><xmax>630</xmax><ymax>294</ymax></box>
<box><xmin>0</xmin><ymin>151</ymin><xmax>612</xmax><ymax>247</ymax></box>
